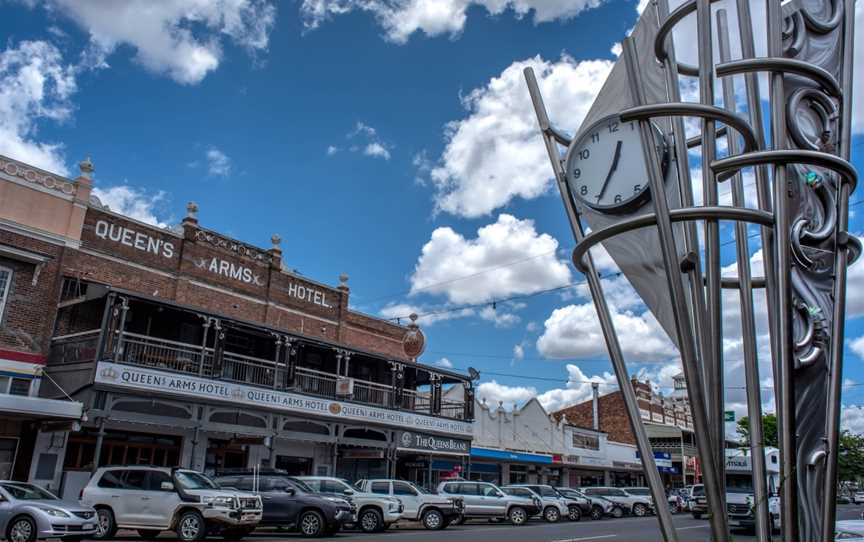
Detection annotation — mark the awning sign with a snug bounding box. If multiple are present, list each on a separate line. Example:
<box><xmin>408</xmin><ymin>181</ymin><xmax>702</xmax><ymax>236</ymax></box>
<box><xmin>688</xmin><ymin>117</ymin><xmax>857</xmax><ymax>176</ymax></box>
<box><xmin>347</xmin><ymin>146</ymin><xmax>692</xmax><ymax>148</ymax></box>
<box><xmin>397</xmin><ymin>430</ymin><xmax>470</xmax><ymax>455</ymax></box>
<box><xmin>95</xmin><ymin>361</ymin><xmax>472</xmax><ymax>437</ymax></box>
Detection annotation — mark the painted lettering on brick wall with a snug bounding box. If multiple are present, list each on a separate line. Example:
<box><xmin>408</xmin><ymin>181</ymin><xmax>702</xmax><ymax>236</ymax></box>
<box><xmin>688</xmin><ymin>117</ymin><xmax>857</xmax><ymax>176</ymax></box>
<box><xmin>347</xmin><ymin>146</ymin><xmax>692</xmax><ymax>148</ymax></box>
<box><xmin>286</xmin><ymin>281</ymin><xmax>332</xmax><ymax>308</ymax></box>
<box><xmin>94</xmin><ymin>220</ymin><xmax>175</xmax><ymax>258</ymax></box>
<box><xmin>194</xmin><ymin>257</ymin><xmax>265</xmax><ymax>286</ymax></box>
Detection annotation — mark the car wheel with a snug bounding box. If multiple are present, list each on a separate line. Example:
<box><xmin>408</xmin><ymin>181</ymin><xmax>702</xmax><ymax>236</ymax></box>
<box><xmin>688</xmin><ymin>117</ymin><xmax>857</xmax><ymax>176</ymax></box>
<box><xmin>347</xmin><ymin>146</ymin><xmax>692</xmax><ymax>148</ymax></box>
<box><xmin>94</xmin><ymin>508</ymin><xmax>117</xmax><ymax>540</ymax></box>
<box><xmin>137</xmin><ymin>530</ymin><xmax>162</xmax><ymax>539</ymax></box>
<box><xmin>298</xmin><ymin>510</ymin><xmax>326</xmax><ymax>538</ymax></box>
<box><xmin>451</xmin><ymin>514</ymin><xmax>465</xmax><ymax>525</ymax></box>
<box><xmin>508</xmin><ymin>506</ymin><xmax>528</xmax><ymax>526</ymax></box>
<box><xmin>610</xmin><ymin>506</ymin><xmax>625</xmax><ymax>519</ymax></box>
<box><xmin>633</xmin><ymin>503</ymin><xmax>648</xmax><ymax>517</ymax></box>
<box><xmin>590</xmin><ymin>505</ymin><xmax>604</xmax><ymax>520</ymax></box>
<box><xmin>176</xmin><ymin>510</ymin><xmax>206</xmax><ymax>542</ymax></box>
<box><xmin>7</xmin><ymin>516</ymin><xmax>36</xmax><ymax>542</ymax></box>
<box><xmin>544</xmin><ymin>506</ymin><xmax>561</xmax><ymax>523</ymax></box>
<box><xmin>358</xmin><ymin>508</ymin><xmax>383</xmax><ymax>533</ymax></box>
<box><xmin>421</xmin><ymin>509</ymin><xmax>445</xmax><ymax>530</ymax></box>
<box><xmin>568</xmin><ymin>505</ymin><xmax>582</xmax><ymax>522</ymax></box>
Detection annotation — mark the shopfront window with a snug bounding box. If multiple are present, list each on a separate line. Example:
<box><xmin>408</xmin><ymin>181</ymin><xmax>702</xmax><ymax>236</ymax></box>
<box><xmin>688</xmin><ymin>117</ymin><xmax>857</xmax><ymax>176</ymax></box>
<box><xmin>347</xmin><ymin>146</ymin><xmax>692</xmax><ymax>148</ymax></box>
<box><xmin>0</xmin><ymin>439</ymin><xmax>18</xmax><ymax>479</ymax></box>
<box><xmin>509</xmin><ymin>465</ymin><xmax>528</xmax><ymax>484</ymax></box>
<box><xmin>0</xmin><ymin>376</ymin><xmax>32</xmax><ymax>397</ymax></box>
<box><xmin>63</xmin><ymin>430</ymin><xmax>181</xmax><ymax>471</ymax></box>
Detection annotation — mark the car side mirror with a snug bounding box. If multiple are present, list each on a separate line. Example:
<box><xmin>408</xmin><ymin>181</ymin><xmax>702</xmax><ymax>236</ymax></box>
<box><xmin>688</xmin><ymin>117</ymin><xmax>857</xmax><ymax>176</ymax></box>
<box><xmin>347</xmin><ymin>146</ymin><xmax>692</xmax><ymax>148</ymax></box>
<box><xmin>343</xmin><ymin>489</ymin><xmax>354</xmax><ymax>496</ymax></box>
<box><xmin>161</xmin><ymin>481</ymin><xmax>175</xmax><ymax>491</ymax></box>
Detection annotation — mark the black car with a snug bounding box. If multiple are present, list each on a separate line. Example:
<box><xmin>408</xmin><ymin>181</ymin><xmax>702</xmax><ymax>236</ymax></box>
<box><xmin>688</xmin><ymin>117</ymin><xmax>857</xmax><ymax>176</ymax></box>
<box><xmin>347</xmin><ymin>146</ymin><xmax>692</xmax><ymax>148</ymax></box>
<box><xmin>215</xmin><ymin>473</ymin><xmax>354</xmax><ymax>537</ymax></box>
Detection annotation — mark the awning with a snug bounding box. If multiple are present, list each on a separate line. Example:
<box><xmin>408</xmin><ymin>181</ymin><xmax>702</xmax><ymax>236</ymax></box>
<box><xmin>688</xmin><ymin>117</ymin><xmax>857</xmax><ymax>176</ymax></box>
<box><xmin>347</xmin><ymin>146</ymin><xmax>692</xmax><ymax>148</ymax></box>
<box><xmin>0</xmin><ymin>394</ymin><xmax>83</xmax><ymax>420</ymax></box>
<box><xmin>470</xmin><ymin>447</ymin><xmax>553</xmax><ymax>464</ymax></box>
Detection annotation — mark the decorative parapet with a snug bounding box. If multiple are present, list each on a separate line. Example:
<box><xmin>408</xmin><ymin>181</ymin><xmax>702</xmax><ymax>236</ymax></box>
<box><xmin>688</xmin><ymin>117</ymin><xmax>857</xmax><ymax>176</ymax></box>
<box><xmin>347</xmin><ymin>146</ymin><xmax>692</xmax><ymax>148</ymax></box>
<box><xmin>0</xmin><ymin>155</ymin><xmax>77</xmax><ymax>197</ymax></box>
<box><xmin>191</xmin><ymin>227</ymin><xmax>273</xmax><ymax>265</ymax></box>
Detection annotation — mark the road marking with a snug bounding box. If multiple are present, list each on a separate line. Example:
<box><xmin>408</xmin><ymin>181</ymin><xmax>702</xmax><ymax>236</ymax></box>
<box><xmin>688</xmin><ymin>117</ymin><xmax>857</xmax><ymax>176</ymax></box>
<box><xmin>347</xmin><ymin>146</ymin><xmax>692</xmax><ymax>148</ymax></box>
<box><xmin>676</xmin><ymin>525</ymin><xmax>710</xmax><ymax>530</ymax></box>
<box><xmin>552</xmin><ymin>536</ymin><xmax>617</xmax><ymax>542</ymax></box>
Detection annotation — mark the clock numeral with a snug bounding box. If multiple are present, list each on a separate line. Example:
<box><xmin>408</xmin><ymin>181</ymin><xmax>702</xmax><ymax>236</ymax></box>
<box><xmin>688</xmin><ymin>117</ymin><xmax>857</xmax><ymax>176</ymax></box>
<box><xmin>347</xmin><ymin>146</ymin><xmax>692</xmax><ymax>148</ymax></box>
<box><xmin>608</xmin><ymin>122</ymin><xmax>619</xmax><ymax>133</ymax></box>
<box><xmin>591</xmin><ymin>132</ymin><xmax>600</xmax><ymax>143</ymax></box>
<box><xmin>614</xmin><ymin>194</ymin><xmax>623</xmax><ymax>203</ymax></box>
<box><xmin>578</xmin><ymin>149</ymin><xmax>590</xmax><ymax>160</ymax></box>
<box><xmin>572</xmin><ymin>168</ymin><xmax>581</xmax><ymax>179</ymax></box>
<box><xmin>580</xmin><ymin>185</ymin><xmax>588</xmax><ymax>196</ymax></box>
<box><xmin>633</xmin><ymin>184</ymin><xmax>641</xmax><ymax>193</ymax></box>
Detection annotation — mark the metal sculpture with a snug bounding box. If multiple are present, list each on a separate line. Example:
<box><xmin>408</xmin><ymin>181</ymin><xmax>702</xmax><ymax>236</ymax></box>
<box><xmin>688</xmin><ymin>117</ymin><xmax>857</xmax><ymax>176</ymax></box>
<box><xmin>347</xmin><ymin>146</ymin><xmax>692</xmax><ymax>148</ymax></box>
<box><xmin>524</xmin><ymin>0</ymin><xmax>858</xmax><ymax>538</ymax></box>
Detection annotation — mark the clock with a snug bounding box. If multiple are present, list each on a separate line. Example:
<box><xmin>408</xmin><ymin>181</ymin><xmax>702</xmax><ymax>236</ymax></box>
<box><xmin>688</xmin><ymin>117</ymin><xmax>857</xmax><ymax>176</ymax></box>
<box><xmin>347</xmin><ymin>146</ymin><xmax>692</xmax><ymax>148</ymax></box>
<box><xmin>564</xmin><ymin>114</ymin><xmax>669</xmax><ymax>214</ymax></box>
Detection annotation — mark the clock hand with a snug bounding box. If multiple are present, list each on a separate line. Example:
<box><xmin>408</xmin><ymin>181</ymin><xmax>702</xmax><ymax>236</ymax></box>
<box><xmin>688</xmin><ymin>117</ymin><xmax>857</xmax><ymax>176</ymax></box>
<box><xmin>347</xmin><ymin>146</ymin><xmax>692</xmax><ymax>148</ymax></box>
<box><xmin>597</xmin><ymin>140</ymin><xmax>623</xmax><ymax>201</ymax></box>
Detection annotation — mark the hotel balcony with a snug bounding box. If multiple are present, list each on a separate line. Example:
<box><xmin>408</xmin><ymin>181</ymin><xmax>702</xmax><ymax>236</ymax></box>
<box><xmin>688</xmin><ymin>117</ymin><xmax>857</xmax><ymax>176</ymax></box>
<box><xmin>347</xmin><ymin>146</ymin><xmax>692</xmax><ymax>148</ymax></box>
<box><xmin>45</xmin><ymin>288</ymin><xmax>474</xmax><ymax>422</ymax></box>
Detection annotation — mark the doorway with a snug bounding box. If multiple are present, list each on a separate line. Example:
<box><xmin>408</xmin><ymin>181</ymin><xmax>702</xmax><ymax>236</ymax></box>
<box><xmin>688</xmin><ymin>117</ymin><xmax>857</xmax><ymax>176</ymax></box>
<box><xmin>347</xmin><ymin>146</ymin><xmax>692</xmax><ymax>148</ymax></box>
<box><xmin>205</xmin><ymin>439</ymin><xmax>248</xmax><ymax>475</ymax></box>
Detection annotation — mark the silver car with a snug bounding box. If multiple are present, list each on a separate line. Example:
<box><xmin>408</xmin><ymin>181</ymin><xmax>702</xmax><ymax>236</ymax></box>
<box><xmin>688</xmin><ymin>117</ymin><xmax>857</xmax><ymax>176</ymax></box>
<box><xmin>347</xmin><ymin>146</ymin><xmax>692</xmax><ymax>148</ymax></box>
<box><xmin>0</xmin><ymin>482</ymin><xmax>98</xmax><ymax>542</ymax></box>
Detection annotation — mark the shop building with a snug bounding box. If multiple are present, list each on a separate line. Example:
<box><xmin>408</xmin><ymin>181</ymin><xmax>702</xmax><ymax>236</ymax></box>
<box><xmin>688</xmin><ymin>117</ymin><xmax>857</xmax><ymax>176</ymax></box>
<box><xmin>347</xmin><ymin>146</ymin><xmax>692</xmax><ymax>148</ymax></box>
<box><xmin>469</xmin><ymin>394</ymin><xmax>643</xmax><ymax>487</ymax></box>
<box><xmin>0</xmin><ymin>156</ymin><xmax>89</xmax><ymax>483</ymax></box>
<box><xmin>554</xmin><ymin>376</ymin><xmax>698</xmax><ymax>487</ymax></box>
<box><xmin>0</xmin><ymin>154</ymin><xmax>475</xmax><ymax>497</ymax></box>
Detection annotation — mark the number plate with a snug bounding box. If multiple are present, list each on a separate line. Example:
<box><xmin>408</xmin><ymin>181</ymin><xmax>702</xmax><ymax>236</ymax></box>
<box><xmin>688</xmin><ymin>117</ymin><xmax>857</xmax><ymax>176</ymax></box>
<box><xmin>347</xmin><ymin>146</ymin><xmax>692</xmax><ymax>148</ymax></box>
<box><xmin>83</xmin><ymin>524</ymin><xmax>94</xmax><ymax>530</ymax></box>
<box><xmin>241</xmin><ymin>513</ymin><xmax>258</xmax><ymax>521</ymax></box>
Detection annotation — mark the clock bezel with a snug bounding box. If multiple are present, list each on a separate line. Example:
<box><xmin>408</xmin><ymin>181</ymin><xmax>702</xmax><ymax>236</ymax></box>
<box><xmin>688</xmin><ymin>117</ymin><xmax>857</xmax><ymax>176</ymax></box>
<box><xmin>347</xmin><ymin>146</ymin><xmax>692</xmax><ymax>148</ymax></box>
<box><xmin>564</xmin><ymin>113</ymin><xmax>670</xmax><ymax>215</ymax></box>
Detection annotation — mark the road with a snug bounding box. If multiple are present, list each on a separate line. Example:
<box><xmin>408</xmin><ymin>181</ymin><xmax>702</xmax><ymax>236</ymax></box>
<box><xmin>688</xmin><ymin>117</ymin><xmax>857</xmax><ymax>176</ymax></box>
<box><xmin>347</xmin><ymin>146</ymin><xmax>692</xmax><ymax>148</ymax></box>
<box><xmin>107</xmin><ymin>505</ymin><xmax>863</xmax><ymax>542</ymax></box>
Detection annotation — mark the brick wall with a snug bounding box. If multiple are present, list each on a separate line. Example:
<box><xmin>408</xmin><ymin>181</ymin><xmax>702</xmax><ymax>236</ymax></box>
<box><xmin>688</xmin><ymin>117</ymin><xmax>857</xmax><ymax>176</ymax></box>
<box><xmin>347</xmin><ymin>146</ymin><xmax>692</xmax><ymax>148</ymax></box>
<box><xmin>556</xmin><ymin>391</ymin><xmax>637</xmax><ymax>445</ymax></box>
<box><xmin>0</xmin><ymin>229</ymin><xmax>64</xmax><ymax>359</ymax></box>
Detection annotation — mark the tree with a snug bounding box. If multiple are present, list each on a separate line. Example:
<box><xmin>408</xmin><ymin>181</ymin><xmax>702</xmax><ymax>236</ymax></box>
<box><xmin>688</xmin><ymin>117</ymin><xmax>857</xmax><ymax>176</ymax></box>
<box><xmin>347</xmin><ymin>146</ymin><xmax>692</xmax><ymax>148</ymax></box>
<box><xmin>838</xmin><ymin>430</ymin><xmax>864</xmax><ymax>482</ymax></box>
<box><xmin>736</xmin><ymin>414</ymin><xmax>778</xmax><ymax>448</ymax></box>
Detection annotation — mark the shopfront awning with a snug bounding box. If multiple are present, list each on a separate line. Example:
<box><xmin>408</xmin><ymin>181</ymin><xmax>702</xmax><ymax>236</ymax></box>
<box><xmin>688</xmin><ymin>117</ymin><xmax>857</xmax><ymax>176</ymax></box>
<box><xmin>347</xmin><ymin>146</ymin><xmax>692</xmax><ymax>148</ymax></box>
<box><xmin>0</xmin><ymin>394</ymin><xmax>82</xmax><ymax>420</ymax></box>
<box><xmin>470</xmin><ymin>447</ymin><xmax>553</xmax><ymax>464</ymax></box>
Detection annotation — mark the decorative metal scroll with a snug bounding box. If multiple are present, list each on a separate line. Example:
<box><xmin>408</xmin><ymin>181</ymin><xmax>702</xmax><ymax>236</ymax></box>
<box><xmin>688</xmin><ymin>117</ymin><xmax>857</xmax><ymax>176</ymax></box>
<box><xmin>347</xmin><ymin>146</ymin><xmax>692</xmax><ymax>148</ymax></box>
<box><xmin>525</xmin><ymin>0</ymin><xmax>858</xmax><ymax>539</ymax></box>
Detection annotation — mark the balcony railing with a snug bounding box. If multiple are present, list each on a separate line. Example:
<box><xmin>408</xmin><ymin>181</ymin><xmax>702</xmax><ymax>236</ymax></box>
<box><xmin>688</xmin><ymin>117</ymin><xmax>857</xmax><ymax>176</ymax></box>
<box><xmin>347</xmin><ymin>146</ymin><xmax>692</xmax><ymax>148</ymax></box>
<box><xmin>52</xmin><ymin>331</ymin><xmax>467</xmax><ymax>420</ymax></box>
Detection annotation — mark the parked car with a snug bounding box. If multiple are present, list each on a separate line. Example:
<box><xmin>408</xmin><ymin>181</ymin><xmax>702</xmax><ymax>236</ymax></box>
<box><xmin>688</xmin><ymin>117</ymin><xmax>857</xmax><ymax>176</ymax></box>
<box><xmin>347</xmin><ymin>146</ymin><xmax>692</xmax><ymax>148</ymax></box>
<box><xmin>436</xmin><ymin>480</ymin><xmax>540</xmax><ymax>526</ymax></box>
<box><xmin>689</xmin><ymin>484</ymin><xmax>707</xmax><ymax>519</ymax></box>
<box><xmin>354</xmin><ymin>479</ymin><xmax>462</xmax><ymax>530</ymax></box>
<box><xmin>296</xmin><ymin>476</ymin><xmax>402</xmax><ymax>533</ymax></box>
<box><xmin>214</xmin><ymin>473</ymin><xmax>353</xmax><ymax>537</ymax></box>
<box><xmin>82</xmin><ymin>467</ymin><xmax>262</xmax><ymax>542</ymax></box>
<box><xmin>623</xmin><ymin>487</ymin><xmax>681</xmax><ymax>513</ymax></box>
<box><xmin>0</xmin><ymin>481</ymin><xmax>98</xmax><ymax>542</ymax></box>
<box><xmin>501</xmin><ymin>485</ymin><xmax>568</xmax><ymax>523</ymax></box>
<box><xmin>726</xmin><ymin>492</ymin><xmax>780</xmax><ymax>533</ymax></box>
<box><xmin>555</xmin><ymin>487</ymin><xmax>614</xmax><ymax>520</ymax></box>
<box><xmin>854</xmin><ymin>492</ymin><xmax>864</xmax><ymax>505</ymax></box>
<box><xmin>581</xmin><ymin>487</ymin><xmax>653</xmax><ymax>517</ymax></box>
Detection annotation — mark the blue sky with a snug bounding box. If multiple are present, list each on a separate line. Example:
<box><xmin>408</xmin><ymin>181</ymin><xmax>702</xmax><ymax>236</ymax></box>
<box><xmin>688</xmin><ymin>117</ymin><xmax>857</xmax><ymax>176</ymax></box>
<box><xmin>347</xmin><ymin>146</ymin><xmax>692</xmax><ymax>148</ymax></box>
<box><xmin>2</xmin><ymin>0</ymin><xmax>864</xmax><ymax>434</ymax></box>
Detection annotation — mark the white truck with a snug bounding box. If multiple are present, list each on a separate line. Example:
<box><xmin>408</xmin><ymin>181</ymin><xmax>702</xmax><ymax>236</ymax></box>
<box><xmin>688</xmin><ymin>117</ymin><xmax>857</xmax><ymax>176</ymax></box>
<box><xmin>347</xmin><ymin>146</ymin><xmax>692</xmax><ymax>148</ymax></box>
<box><xmin>725</xmin><ymin>447</ymin><xmax>781</xmax><ymax>533</ymax></box>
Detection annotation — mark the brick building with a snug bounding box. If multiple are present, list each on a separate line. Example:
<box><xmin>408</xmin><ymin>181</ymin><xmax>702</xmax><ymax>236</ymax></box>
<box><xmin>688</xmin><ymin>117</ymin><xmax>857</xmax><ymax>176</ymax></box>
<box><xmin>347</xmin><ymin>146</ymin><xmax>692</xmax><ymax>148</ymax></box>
<box><xmin>0</xmin><ymin>153</ymin><xmax>475</xmax><ymax>496</ymax></box>
<box><xmin>555</xmin><ymin>375</ymin><xmax>698</xmax><ymax>487</ymax></box>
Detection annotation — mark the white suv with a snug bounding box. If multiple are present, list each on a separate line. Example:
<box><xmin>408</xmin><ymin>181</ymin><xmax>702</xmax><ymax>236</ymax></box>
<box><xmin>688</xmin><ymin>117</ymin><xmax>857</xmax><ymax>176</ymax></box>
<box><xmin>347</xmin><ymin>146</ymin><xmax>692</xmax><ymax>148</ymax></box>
<box><xmin>82</xmin><ymin>467</ymin><xmax>262</xmax><ymax>542</ymax></box>
<box><xmin>581</xmin><ymin>487</ymin><xmax>654</xmax><ymax>517</ymax></box>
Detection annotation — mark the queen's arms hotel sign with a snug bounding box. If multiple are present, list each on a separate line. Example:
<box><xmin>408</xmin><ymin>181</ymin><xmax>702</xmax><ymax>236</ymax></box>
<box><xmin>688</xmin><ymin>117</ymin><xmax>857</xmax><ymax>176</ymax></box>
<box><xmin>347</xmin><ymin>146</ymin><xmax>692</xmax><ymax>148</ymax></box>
<box><xmin>96</xmin><ymin>361</ymin><xmax>472</xmax><ymax>437</ymax></box>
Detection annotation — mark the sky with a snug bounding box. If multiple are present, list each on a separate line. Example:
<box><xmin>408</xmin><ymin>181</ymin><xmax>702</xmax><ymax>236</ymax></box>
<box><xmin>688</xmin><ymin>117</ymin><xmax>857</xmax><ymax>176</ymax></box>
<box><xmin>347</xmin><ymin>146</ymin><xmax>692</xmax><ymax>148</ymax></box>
<box><xmin>2</xmin><ymin>0</ymin><xmax>864</xmax><ymax>439</ymax></box>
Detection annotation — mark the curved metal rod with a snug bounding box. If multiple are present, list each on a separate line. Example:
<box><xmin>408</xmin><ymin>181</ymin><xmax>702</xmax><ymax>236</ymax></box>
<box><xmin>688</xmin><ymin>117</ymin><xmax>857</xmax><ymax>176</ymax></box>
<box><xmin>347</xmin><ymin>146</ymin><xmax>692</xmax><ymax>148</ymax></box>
<box><xmin>571</xmin><ymin>206</ymin><xmax>774</xmax><ymax>272</ymax></box>
<box><xmin>654</xmin><ymin>0</ymin><xmax>721</xmax><ymax>76</ymax></box>
<box><xmin>711</xmin><ymin>149</ymin><xmax>857</xmax><ymax>191</ymax></box>
<box><xmin>720</xmin><ymin>276</ymin><xmax>767</xmax><ymax>289</ymax></box>
<box><xmin>715</xmin><ymin>58</ymin><xmax>842</xmax><ymax>98</ymax></box>
<box><xmin>620</xmin><ymin>103</ymin><xmax>759</xmax><ymax>152</ymax></box>
<box><xmin>546</xmin><ymin>126</ymin><xmax>572</xmax><ymax>147</ymax></box>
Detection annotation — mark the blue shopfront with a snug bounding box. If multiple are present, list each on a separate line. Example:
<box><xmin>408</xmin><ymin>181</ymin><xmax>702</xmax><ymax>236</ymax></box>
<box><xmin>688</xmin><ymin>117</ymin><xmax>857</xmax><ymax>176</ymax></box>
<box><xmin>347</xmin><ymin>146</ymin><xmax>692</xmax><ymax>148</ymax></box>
<box><xmin>468</xmin><ymin>447</ymin><xmax>559</xmax><ymax>486</ymax></box>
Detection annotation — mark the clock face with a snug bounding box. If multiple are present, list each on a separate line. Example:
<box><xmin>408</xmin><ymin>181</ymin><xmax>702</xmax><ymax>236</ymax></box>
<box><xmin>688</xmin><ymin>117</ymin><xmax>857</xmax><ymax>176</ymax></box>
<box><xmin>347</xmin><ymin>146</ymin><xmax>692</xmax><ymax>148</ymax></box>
<box><xmin>565</xmin><ymin>114</ymin><xmax>668</xmax><ymax>214</ymax></box>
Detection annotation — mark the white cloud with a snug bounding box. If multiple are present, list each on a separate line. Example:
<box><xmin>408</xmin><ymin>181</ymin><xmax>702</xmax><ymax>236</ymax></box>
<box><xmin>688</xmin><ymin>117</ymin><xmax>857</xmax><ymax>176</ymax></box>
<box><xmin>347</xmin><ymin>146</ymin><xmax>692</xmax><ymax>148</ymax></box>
<box><xmin>426</xmin><ymin>54</ymin><xmax>613</xmax><ymax>217</ymax></box>
<box><xmin>378</xmin><ymin>302</ymin><xmax>474</xmax><ymax>326</ymax></box>
<box><xmin>842</xmin><ymin>405</ymin><xmax>864</xmax><ymax>435</ymax></box>
<box><xmin>300</xmin><ymin>0</ymin><xmax>605</xmax><ymax>43</ymax></box>
<box><xmin>850</xmin><ymin>336</ymin><xmax>864</xmax><ymax>359</ymax></box>
<box><xmin>48</xmin><ymin>0</ymin><xmax>276</xmax><ymax>85</ymax></box>
<box><xmin>0</xmin><ymin>40</ymin><xmax>77</xmax><ymax>175</ymax></box>
<box><xmin>364</xmin><ymin>142</ymin><xmax>391</xmax><ymax>160</ymax></box>
<box><xmin>434</xmin><ymin>357</ymin><xmax>454</xmax><ymax>369</ymax></box>
<box><xmin>477</xmin><ymin>380</ymin><xmax>537</xmax><ymax>409</ymax></box>
<box><xmin>92</xmin><ymin>184</ymin><xmax>168</xmax><ymax>227</ymax></box>
<box><xmin>409</xmin><ymin>214</ymin><xmax>572</xmax><ymax>303</ymax></box>
<box><xmin>537</xmin><ymin>364</ymin><xmax>618</xmax><ymax>412</ymax></box>
<box><xmin>326</xmin><ymin>145</ymin><xmax>340</xmax><ymax>155</ymax></box>
<box><xmin>513</xmin><ymin>343</ymin><xmax>525</xmax><ymax>360</ymax></box>
<box><xmin>206</xmin><ymin>147</ymin><xmax>232</xmax><ymax>177</ymax></box>
<box><xmin>536</xmin><ymin>302</ymin><xmax>677</xmax><ymax>363</ymax></box>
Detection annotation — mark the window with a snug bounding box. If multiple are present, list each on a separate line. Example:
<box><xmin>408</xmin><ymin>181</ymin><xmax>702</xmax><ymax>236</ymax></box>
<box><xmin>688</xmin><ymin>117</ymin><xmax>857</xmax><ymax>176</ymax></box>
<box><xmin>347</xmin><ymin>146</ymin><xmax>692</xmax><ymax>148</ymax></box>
<box><xmin>320</xmin><ymin>479</ymin><xmax>350</xmax><ymax>494</ymax></box>
<box><xmin>97</xmin><ymin>470</ymin><xmax>125</xmax><ymax>489</ymax></box>
<box><xmin>481</xmin><ymin>485</ymin><xmax>501</xmax><ymax>497</ymax></box>
<box><xmin>0</xmin><ymin>267</ymin><xmax>10</xmax><ymax>323</ymax></box>
<box><xmin>370</xmin><ymin>482</ymin><xmax>390</xmax><ymax>495</ymax></box>
<box><xmin>537</xmin><ymin>486</ymin><xmax>559</xmax><ymax>498</ymax></box>
<box><xmin>571</xmin><ymin>433</ymin><xmax>600</xmax><ymax>451</ymax></box>
<box><xmin>393</xmin><ymin>482</ymin><xmax>417</xmax><ymax>496</ymax></box>
<box><xmin>122</xmin><ymin>470</ymin><xmax>149</xmax><ymax>490</ymax></box>
<box><xmin>147</xmin><ymin>471</ymin><xmax>173</xmax><ymax>491</ymax></box>
<box><xmin>8</xmin><ymin>378</ymin><xmax>30</xmax><ymax>396</ymax></box>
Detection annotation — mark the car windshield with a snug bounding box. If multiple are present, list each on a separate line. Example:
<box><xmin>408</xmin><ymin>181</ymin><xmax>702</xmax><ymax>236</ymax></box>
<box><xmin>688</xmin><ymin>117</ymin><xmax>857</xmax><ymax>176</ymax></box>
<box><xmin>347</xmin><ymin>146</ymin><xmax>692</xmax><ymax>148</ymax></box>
<box><xmin>0</xmin><ymin>483</ymin><xmax>57</xmax><ymax>500</ymax></box>
<box><xmin>175</xmin><ymin>471</ymin><xmax>219</xmax><ymax>490</ymax></box>
<box><xmin>726</xmin><ymin>474</ymin><xmax>754</xmax><ymax>494</ymax></box>
<box><xmin>692</xmin><ymin>485</ymin><xmax>705</xmax><ymax>497</ymax></box>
